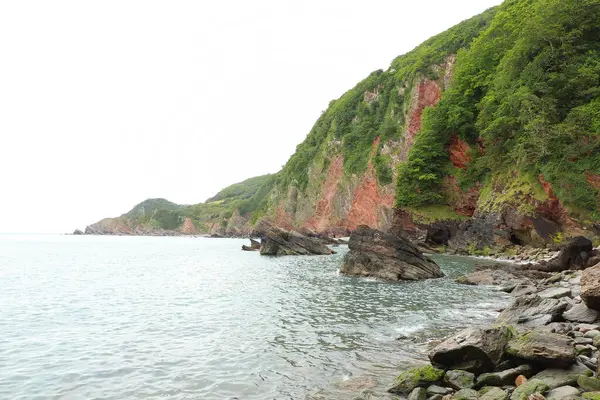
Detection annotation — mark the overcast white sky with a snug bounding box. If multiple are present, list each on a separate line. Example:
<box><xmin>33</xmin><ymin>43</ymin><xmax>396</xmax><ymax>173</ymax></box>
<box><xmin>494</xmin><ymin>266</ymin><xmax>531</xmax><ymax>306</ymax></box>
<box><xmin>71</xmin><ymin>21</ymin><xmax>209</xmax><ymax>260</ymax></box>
<box><xmin>0</xmin><ymin>0</ymin><xmax>502</xmax><ymax>233</ymax></box>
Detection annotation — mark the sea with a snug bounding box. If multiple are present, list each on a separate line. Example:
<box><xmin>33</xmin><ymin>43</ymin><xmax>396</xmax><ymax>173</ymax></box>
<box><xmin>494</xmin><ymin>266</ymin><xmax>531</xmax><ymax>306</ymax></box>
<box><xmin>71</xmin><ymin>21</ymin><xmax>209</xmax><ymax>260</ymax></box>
<box><xmin>0</xmin><ymin>234</ymin><xmax>509</xmax><ymax>399</ymax></box>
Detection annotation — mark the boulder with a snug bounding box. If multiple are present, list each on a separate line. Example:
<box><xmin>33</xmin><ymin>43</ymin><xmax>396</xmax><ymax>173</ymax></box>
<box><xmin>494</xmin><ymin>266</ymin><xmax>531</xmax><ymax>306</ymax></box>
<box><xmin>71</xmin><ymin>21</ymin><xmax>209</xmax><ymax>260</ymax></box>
<box><xmin>453</xmin><ymin>389</ymin><xmax>479</xmax><ymax>400</ymax></box>
<box><xmin>252</xmin><ymin>219</ymin><xmax>335</xmax><ymax>256</ymax></box>
<box><xmin>497</xmin><ymin>295</ymin><xmax>569</xmax><ymax>328</ymax></box>
<box><xmin>73</xmin><ymin>229</ymin><xmax>84</xmax><ymax>235</ymax></box>
<box><xmin>583</xmin><ymin>392</ymin><xmax>600</xmax><ymax>400</ymax></box>
<box><xmin>563</xmin><ymin>303</ymin><xmax>600</xmax><ymax>324</ymax></box>
<box><xmin>538</xmin><ymin>287</ymin><xmax>572</xmax><ymax>299</ymax></box>
<box><xmin>241</xmin><ymin>238</ymin><xmax>262</xmax><ymax>251</ymax></box>
<box><xmin>388</xmin><ymin>365</ymin><xmax>445</xmax><ymax>394</ymax></box>
<box><xmin>427</xmin><ymin>385</ymin><xmax>452</xmax><ymax>395</ymax></box>
<box><xmin>531</xmin><ymin>364</ymin><xmax>592</xmax><ymax>389</ymax></box>
<box><xmin>476</xmin><ymin>365</ymin><xmax>534</xmax><ymax>388</ymax></box>
<box><xmin>444</xmin><ymin>370</ymin><xmax>476</xmax><ymax>390</ymax></box>
<box><xmin>545</xmin><ymin>386</ymin><xmax>580</xmax><ymax>400</ymax></box>
<box><xmin>480</xmin><ymin>387</ymin><xmax>509</xmax><ymax>400</ymax></box>
<box><xmin>429</xmin><ymin>326</ymin><xmax>514</xmax><ymax>374</ymax></box>
<box><xmin>408</xmin><ymin>387</ymin><xmax>428</xmax><ymax>400</ymax></box>
<box><xmin>456</xmin><ymin>269</ymin><xmax>525</xmax><ymax>287</ymax></box>
<box><xmin>581</xmin><ymin>265</ymin><xmax>600</xmax><ymax>311</ymax></box>
<box><xmin>506</xmin><ymin>331</ymin><xmax>576</xmax><ymax>368</ymax></box>
<box><xmin>578</xmin><ymin>376</ymin><xmax>600</xmax><ymax>392</ymax></box>
<box><xmin>509</xmin><ymin>379</ymin><xmax>549</xmax><ymax>400</ymax></box>
<box><xmin>340</xmin><ymin>226</ymin><xmax>442</xmax><ymax>281</ymax></box>
<box><xmin>532</xmin><ymin>237</ymin><xmax>593</xmax><ymax>272</ymax></box>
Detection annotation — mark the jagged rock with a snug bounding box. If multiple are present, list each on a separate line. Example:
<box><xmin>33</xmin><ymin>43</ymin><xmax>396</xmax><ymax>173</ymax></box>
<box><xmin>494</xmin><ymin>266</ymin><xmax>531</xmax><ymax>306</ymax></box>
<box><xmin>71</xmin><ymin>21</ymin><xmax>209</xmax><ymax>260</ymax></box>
<box><xmin>563</xmin><ymin>303</ymin><xmax>600</xmax><ymax>324</ymax></box>
<box><xmin>340</xmin><ymin>225</ymin><xmax>442</xmax><ymax>281</ymax></box>
<box><xmin>453</xmin><ymin>389</ymin><xmax>479</xmax><ymax>400</ymax></box>
<box><xmin>408</xmin><ymin>387</ymin><xmax>428</xmax><ymax>400</ymax></box>
<box><xmin>444</xmin><ymin>370</ymin><xmax>476</xmax><ymax>390</ymax></box>
<box><xmin>480</xmin><ymin>387</ymin><xmax>509</xmax><ymax>400</ymax></box>
<box><xmin>531</xmin><ymin>237</ymin><xmax>594</xmax><ymax>272</ymax></box>
<box><xmin>510</xmin><ymin>379</ymin><xmax>549</xmax><ymax>400</ymax></box>
<box><xmin>241</xmin><ymin>238</ymin><xmax>262</xmax><ymax>251</ymax></box>
<box><xmin>578</xmin><ymin>376</ymin><xmax>600</xmax><ymax>392</ymax></box>
<box><xmin>476</xmin><ymin>365</ymin><xmax>534</xmax><ymax>388</ymax></box>
<box><xmin>388</xmin><ymin>365</ymin><xmax>445</xmax><ymax>394</ymax></box>
<box><xmin>252</xmin><ymin>219</ymin><xmax>335</xmax><ymax>256</ymax></box>
<box><xmin>73</xmin><ymin>229</ymin><xmax>83</xmax><ymax>235</ymax></box>
<box><xmin>497</xmin><ymin>295</ymin><xmax>568</xmax><ymax>328</ymax></box>
<box><xmin>506</xmin><ymin>331</ymin><xmax>576</xmax><ymax>368</ymax></box>
<box><xmin>581</xmin><ymin>265</ymin><xmax>600</xmax><ymax>311</ymax></box>
<box><xmin>531</xmin><ymin>364</ymin><xmax>593</xmax><ymax>389</ymax></box>
<box><xmin>429</xmin><ymin>326</ymin><xmax>514</xmax><ymax>374</ymax></box>
<box><xmin>545</xmin><ymin>386</ymin><xmax>580</xmax><ymax>400</ymax></box>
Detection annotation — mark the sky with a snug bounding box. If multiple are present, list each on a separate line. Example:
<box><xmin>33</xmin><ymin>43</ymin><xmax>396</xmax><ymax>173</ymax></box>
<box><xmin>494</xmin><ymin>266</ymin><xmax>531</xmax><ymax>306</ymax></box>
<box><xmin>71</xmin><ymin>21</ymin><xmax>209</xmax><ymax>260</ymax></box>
<box><xmin>0</xmin><ymin>0</ymin><xmax>503</xmax><ymax>233</ymax></box>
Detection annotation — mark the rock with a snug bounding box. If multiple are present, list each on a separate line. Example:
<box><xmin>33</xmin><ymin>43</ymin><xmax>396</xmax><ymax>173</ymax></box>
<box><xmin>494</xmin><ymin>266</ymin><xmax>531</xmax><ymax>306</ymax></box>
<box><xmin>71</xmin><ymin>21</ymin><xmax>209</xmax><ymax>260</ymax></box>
<box><xmin>409</xmin><ymin>387</ymin><xmax>428</xmax><ymax>400</ymax></box>
<box><xmin>545</xmin><ymin>386</ymin><xmax>580</xmax><ymax>400</ymax></box>
<box><xmin>574</xmin><ymin>338</ymin><xmax>594</xmax><ymax>345</ymax></box>
<box><xmin>581</xmin><ymin>265</ymin><xmax>600</xmax><ymax>311</ymax></box>
<box><xmin>453</xmin><ymin>389</ymin><xmax>479</xmax><ymax>400</ymax></box>
<box><xmin>538</xmin><ymin>287</ymin><xmax>572</xmax><ymax>300</ymax></box>
<box><xmin>563</xmin><ymin>303</ymin><xmax>600</xmax><ymax>324</ymax></box>
<box><xmin>340</xmin><ymin>226</ymin><xmax>443</xmax><ymax>281</ymax></box>
<box><xmin>497</xmin><ymin>295</ymin><xmax>569</xmax><ymax>327</ymax></box>
<box><xmin>480</xmin><ymin>387</ymin><xmax>509</xmax><ymax>400</ymax></box>
<box><xmin>532</xmin><ymin>365</ymin><xmax>593</xmax><ymax>389</ymax></box>
<box><xmin>542</xmin><ymin>323</ymin><xmax>573</xmax><ymax>335</ymax></box>
<box><xmin>252</xmin><ymin>219</ymin><xmax>335</xmax><ymax>256</ymax></box>
<box><xmin>516</xmin><ymin>376</ymin><xmax>528</xmax><ymax>387</ymax></box>
<box><xmin>576</xmin><ymin>324</ymin><xmax>600</xmax><ymax>333</ymax></box>
<box><xmin>506</xmin><ymin>331</ymin><xmax>576</xmax><ymax>368</ymax></box>
<box><xmin>476</xmin><ymin>365</ymin><xmax>534</xmax><ymax>388</ymax></box>
<box><xmin>512</xmin><ymin>285</ymin><xmax>539</xmax><ymax>297</ymax></box>
<box><xmin>445</xmin><ymin>370</ymin><xmax>476</xmax><ymax>390</ymax></box>
<box><xmin>429</xmin><ymin>326</ymin><xmax>514</xmax><ymax>374</ymax></box>
<box><xmin>585</xmin><ymin>330</ymin><xmax>600</xmax><ymax>339</ymax></box>
<box><xmin>428</xmin><ymin>385</ymin><xmax>452</xmax><ymax>395</ymax></box>
<box><xmin>456</xmin><ymin>269</ymin><xmax>525</xmax><ymax>287</ymax></box>
<box><xmin>578</xmin><ymin>376</ymin><xmax>600</xmax><ymax>392</ymax></box>
<box><xmin>388</xmin><ymin>365</ymin><xmax>445</xmax><ymax>394</ymax></box>
<box><xmin>532</xmin><ymin>237</ymin><xmax>594</xmax><ymax>272</ymax></box>
<box><xmin>510</xmin><ymin>379</ymin><xmax>549</xmax><ymax>400</ymax></box>
<box><xmin>583</xmin><ymin>392</ymin><xmax>600</xmax><ymax>400</ymax></box>
<box><xmin>73</xmin><ymin>229</ymin><xmax>83</xmax><ymax>235</ymax></box>
<box><xmin>241</xmin><ymin>238</ymin><xmax>261</xmax><ymax>251</ymax></box>
<box><xmin>527</xmin><ymin>394</ymin><xmax>545</xmax><ymax>400</ymax></box>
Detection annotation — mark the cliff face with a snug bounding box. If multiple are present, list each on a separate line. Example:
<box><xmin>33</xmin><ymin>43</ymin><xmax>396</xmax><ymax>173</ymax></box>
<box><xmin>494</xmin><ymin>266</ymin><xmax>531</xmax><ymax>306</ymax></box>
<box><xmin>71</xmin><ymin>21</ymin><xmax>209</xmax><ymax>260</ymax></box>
<box><xmin>83</xmin><ymin>0</ymin><xmax>600</xmax><ymax>249</ymax></box>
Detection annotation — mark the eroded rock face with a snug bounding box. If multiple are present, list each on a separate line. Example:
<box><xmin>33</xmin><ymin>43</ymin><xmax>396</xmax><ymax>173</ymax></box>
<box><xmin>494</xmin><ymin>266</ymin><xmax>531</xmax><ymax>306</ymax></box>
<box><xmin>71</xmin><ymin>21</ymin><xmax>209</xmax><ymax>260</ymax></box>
<box><xmin>581</xmin><ymin>264</ymin><xmax>600</xmax><ymax>311</ymax></box>
<box><xmin>252</xmin><ymin>219</ymin><xmax>335</xmax><ymax>256</ymax></box>
<box><xmin>340</xmin><ymin>226</ymin><xmax>442</xmax><ymax>281</ymax></box>
<box><xmin>429</xmin><ymin>326</ymin><xmax>514</xmax><ymax>374</ymax></box>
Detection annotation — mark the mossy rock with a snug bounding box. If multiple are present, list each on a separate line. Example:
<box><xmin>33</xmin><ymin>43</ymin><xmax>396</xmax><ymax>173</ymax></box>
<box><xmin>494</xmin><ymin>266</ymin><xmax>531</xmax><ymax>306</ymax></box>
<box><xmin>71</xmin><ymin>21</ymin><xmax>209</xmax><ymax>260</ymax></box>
<box><xmin>452</xmin><ymin>388</ymin><xmax>479</xmax><ymax>400</ymax></box>
<box><xmin>480</xmin><ymin>387</ymin><xmax>509</xmax><ymax>400</ymax></box>
<box><xmin>445</xmin><ymin>370</ymin><xmax>476</xmax><ymax>390</ymax></box>
<box><xmin>583</xmin><ymin>392</ymin><xmax>600</xmax><ymax>400</ymax></box>
<box><xmin>578</xmin><ymin>376</ymin><xmax>600</xmax><ymax>392</ymax></box>
<box><xmin>388</xmin><ymin>365</ymin><xmax>445</xmax><ymax>394</ymax></box>
<box><xmin>509</xmin><ymin>379</ymin><xmax>549</xmax><ymax>400</ymax></box>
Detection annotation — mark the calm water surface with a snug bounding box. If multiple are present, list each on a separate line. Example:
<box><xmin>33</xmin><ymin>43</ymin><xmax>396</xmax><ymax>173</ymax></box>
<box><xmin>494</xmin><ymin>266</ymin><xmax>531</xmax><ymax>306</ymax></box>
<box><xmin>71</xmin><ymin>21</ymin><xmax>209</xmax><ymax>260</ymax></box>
<box><xmin>0</xmin><ymin>235</ymin><xmax>509</xmax><ymax>400</ymax></box>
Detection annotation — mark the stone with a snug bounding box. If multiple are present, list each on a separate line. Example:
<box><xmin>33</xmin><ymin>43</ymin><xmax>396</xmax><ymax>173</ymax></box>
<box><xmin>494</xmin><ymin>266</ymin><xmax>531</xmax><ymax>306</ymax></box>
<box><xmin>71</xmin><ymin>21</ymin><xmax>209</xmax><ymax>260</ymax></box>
<box><xmin>563</xmin><ymin>303</ymin><xmax>600</xmax><ymax>324</ymax></box>
<box><xmin>510</xmin><ymin>379</ymin><xmax>549</xmax><ymax>400</ymax></box>
<box><xmin>453</xmin><ymin>389</ymin><xmax>479</xmax><ymax>400</ymax></box>
<box><xmin>388</xmin><ymin>365</ymin><xmax>446</xmax><ymax>394</ymax></box>
<box><xmin>585</xmin><ymin>330</ymin><xmax>600</xmax><ymax>339</ymax></box>
<box><xmin>581</xmin><ymin>265</ymin><xmax>600</xmax><ymax>311</ymax></box>
<box><xmin>408</xmin><ymin>387</ymin><xmax>428</xmax><ymax>400</ymax></box>
<box><xmin>340</xmin><ymin>226</ymin><xmax>443</xmax><ymax>281</ymax></box>
<box><xmin>242</xmin><ymin>238</ymin><xmax>262</xmax><ymax>251</ymax></box>
<box><xmin>578</xmin><ymin>376</ymin><xmax>600</xmax><ymax>392</ymax></box>
<box><xmin>252</xmin><ymin>220</ymin><xmax>335</xmax><ymax>256</ymax></box>
<box><xmin>506</xmin><ymin>331</ymin><xmax>576</xmax><ymax>368</ymax></box>
<box><xmin>477</xmin><ymin>365</ymin><xmax>534</xmax><ymax>388</ymax></box>
<box><xmin>512</xmin><ymin>285</ymin><xmax>539</xmax><ymax>297</ymax></box>
<box><xmin>543</xmin><ymin>323</ymin><xmax>573</xmax><ymax>335</ymax></box>
<box><xmin>577</xmin><ymin>324</ymin><xmax>600</xmax><ymax>333</ymax></box>
<box><xmin>480</xmin><ymin>388</ymin><xmax>509</xmax><ymax>400</ymax></box>
<box><xmin>456</xmin><ymin>269</ymin><xmax>525</xmax><ymax>287</ymax></box>
<box><xmin>583</xmin><ymin>392</ymin><xmax>600</xmax><ymax>400</ymax></box>
<box><xmin>515</xmin><ymin>376</ymin><xmax>528</xmax><ymax>387</ymax></box>
<box><xmin>574</xmin><ymin>338</ymin><xmax>594</xmax><ymax>345</ymax></box>
<box><xmin>545</xmin><ymin>386</ymin><xmax>580</xmax><ymax>400</ymax></box>
<box><xmin>429</xmin><ymin>326</ymin><xmax>514</xmax><ymax>374</ymax></box>
<box><xmin>428</xmin><ymin>385</ymin><xmax>452</xmax><ymax>395</ymax></box>
<box><xmin>497</xmin><ymin>295</ymin><xmax>569</xmax><ymax>327</ymax></box>
<box><xmin>538</xmin><ymin>287</ymin><xmax>573</xmax><ymax>299</ymax></box>
<box><xmin>445</xmin><ymin>370</ymin><xmax>476</xmax><ymax>390</ymax></box>
<box><xmin>73</xmin><ymin>229</ymin><xmax>83</xmax><ymax>235</ymax></box>
<box><xmin>531</xmin><ymin>364</ymin><xmax>593</xmax><ymax>389</ymax></box>
<box><xmin>532</xmin><ymin>237</ymin><xmax>594</xmax><ymax>272</ymax></box>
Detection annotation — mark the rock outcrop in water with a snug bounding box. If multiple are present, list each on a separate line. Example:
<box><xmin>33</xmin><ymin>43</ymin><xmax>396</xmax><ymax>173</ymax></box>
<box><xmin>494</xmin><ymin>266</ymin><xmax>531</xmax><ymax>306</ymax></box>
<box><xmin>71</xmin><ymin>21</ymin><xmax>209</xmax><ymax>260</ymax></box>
<box><xmin>340</xmin><ymin>225</ymin><xmax>442</xmax><ymax>281</ymax></box>
<box><xmin>251</xmin><ymin>219</ymin><xmax>335</xmax><ymax>256</ymax></box>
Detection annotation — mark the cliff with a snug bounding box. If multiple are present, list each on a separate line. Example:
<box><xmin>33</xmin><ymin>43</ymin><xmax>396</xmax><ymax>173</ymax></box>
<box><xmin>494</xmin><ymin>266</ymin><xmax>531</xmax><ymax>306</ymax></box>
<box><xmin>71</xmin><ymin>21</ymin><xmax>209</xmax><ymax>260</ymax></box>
<box><xmin>82</xmin><ymin>0</ymin><xmax>600</xmax><ymax>250</ymax></box>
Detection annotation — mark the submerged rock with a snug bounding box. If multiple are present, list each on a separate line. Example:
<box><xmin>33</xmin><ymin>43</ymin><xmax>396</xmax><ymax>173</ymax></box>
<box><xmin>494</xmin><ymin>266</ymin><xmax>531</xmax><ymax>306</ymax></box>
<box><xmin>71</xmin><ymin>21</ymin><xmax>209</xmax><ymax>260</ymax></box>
<box><xmin>252</xmin><ymin>219</ymin><xmax>335</xmax><ymax>256</ymax></box>
<box><xmin>387</xmin><ymin>365</ymin><xmax>445</xmax><ymax>394</ymax></box>
<box><xmin>506</xmin><ymin>331</ymin><xmax>576</xmax><ymax>368</ymax></box>
<box><xmin>429</xmin><ymin>326</ymin><xmax>514</xmax><ymax>374</ymax></box>
<box><xmin>340</xmin><ymin>225</ymin><xmax>442</xmax><ymax>281</ymax></box>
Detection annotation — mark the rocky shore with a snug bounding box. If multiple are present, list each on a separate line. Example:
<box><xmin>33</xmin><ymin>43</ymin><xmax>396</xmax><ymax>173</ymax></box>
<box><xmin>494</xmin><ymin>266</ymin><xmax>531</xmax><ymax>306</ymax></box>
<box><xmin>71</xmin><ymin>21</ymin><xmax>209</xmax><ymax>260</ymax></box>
<box><xmin>383</xmin><ymin>239</ymin><xmax>600</xmax><ymax>400</ymax></box>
